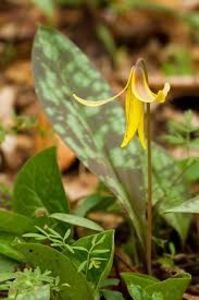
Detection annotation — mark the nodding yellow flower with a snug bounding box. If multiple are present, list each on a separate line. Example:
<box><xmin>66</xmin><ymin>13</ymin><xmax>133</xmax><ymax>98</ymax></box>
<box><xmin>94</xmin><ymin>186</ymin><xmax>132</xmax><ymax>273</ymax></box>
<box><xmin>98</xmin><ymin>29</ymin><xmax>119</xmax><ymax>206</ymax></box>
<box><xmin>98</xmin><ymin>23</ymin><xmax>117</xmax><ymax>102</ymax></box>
<box><xmin>73</xmin><ymin>59</ymin><xmax>170</xmax><ymax>150</ymax></box>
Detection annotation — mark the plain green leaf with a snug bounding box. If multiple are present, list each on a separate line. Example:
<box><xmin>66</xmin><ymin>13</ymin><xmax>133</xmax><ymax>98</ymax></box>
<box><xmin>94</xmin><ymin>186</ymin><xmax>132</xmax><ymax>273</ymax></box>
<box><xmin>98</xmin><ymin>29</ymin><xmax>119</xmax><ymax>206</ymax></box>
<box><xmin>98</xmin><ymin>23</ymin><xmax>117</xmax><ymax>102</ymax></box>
<box><xmin>127</xmin><ymin>285</ymin><xmax>164</xmax><ymax>300</ymax></box>
<box><xmin>146</xmin><ymin>274</ymin><xmax>191</xmax><ymax>300</ymax></box>
<box><xmin>12</xmin><ymin>147</ymin><xmax>69</xmax><ymax>218</ymax></box>
<box><xmin>0</xmin><ymin>234</ymin><xmax>24</xmax><ymax>262</ymax></box>
<box><xmin>121</xmin><ymin>272</ymin><xmax>158</xmax><ymax>290</ymax></box>
<box><xmin>127</xmin><ymin>285</ymin><xmax>152</xmax><ymax>300</ymax></box>
<box><xmin>122</xmin><ymin>272</ymin><xmax>191</xmax><ymax>300</ymax></box>
<box><xmin>0</xmin><ymin>210</ymin><xmax>34</xmax><ymax>235</ymax></box>
<box><xmin>15</xmin><ymin>243</ymin><xmax>94</xmax><ymax>300</ymax></box>
<box><xmin>50</xmin><ymin>213</ymin><xmax>103</xmax><ymax>231</ymax></box>
<box><xmin>74</xmin><ymin>194</ymin><xmax>115</xmax><ymax>217</ymax></box>
<box><xmin>152</xmin><ymin>292</ymin><xmax>164</xmax><ymax>300</ymax></box>
<box><xmin>0</xmin><ymin>272</ymin><xmax>16</xmax><ymax>283</ymax></box>
<box><xmin>0</xmin><ymin>255</ymin><xmax>18</xmax><ymax>273</ymax></box>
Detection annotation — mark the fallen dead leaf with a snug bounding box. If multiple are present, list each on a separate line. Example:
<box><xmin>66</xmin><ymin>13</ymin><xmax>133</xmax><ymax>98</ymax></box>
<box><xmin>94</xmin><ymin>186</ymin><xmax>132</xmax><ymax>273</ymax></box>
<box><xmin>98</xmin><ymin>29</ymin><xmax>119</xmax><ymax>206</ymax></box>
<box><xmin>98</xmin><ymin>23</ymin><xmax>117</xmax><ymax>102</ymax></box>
<box><xmin>183</xmin><ymin>293</ymin><xmax>199</xmax><ymax>300</ymax></box>
<box><xmin>63</xmin><ymin>172</ymin><xmax>98</xmax><ymax>202</ymax></box>
<box><xmin>5</xmin><ymin>60</ymin><xmax>33</xmax><ymax>85</ymax></box>
<box><xmin>0</xmin><ymin>85</ymin><xmax>16</xmax><ymax>125</ymax></box>
<box><xmin>89</xmin><ymin>211</ymin><xmax>123</xmax><ymax>229</ymax></box>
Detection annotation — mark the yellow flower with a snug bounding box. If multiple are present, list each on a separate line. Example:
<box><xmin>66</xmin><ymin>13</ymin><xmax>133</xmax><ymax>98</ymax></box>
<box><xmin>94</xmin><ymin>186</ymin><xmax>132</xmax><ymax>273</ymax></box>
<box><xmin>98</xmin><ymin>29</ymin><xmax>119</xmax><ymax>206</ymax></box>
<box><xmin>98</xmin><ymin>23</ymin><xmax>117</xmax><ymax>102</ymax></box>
<box><xmin>73</xmin><ymin>59</ymin><xmax>170</xmax><ymax>149</ymax></box>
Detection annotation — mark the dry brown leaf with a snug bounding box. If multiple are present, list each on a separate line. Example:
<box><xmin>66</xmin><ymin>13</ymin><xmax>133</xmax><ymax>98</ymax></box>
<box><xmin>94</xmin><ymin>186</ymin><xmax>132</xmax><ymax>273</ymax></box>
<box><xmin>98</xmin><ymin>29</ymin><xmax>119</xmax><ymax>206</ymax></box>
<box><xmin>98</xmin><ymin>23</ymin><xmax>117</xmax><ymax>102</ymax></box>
<box><xmin>183</xmin><ymin>293</ymin><xmax>199</xmax><ymax>300</ymax></box>
<box><xmin>5</xmin><ymin>60</ymin><xmax>33</xmax><ymax>85</ymax></box>
<box><xmin>89</xmin><ymin>212</ymin><xmax>123</xmax><ymax>229</ymax></box>
<box><xmin>63</xmin><ymin>173</ymin><xmax>98</xmax><ymax>202</ymax></box>
<box><xmin>0</xmin><ymin>86</ymin><xmax>16</xmax><ymax>125</ymax></box>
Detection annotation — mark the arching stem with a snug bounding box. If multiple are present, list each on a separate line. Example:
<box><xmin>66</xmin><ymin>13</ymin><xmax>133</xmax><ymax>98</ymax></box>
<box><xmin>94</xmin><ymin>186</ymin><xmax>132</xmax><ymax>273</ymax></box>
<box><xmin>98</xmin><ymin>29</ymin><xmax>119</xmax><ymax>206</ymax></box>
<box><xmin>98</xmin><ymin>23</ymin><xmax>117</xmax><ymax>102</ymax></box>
<box><xmin>146</xmin><ymin>103</ymin><xmax>152</xmax><ymax>274</ymax></box>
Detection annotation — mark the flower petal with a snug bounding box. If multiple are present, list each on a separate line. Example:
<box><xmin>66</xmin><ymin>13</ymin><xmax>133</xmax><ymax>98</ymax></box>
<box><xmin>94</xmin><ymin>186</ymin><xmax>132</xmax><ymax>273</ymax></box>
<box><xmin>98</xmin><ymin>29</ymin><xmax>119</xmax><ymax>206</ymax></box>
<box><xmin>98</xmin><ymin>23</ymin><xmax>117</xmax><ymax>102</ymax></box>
<box><xmin>121</xmin><ymin>87</ymin><xmax>143</xmax><ymax>148</ymax></box>
<box><xmin>132</xmin><ymin>63</ymin><xmax>155</xmax><ymax>103</ymax></box>
<box><xmin>132</xmin><ymin>59</ymin><xmax>170</xmax><ymax>104</ymax></box>
<box><xmin>155</xmin><ymin>82</ymin><xmax>170</xmax><ymax>103</ymax></box>
<box><xmin>73</xmin><ymin>68</ymin><xmax>134</xmax><ymax>107</ymax></box>
<box><xmin>73</xmin><ymin>91</ymin><xmax>122</xmax><ymax>107</ymax></box>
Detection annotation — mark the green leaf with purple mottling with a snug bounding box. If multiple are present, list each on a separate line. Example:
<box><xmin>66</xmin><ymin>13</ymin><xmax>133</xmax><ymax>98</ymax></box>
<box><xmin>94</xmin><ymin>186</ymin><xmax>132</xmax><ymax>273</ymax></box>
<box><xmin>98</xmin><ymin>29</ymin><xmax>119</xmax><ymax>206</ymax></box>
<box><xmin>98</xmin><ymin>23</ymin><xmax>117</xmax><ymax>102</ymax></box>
<box><xmin>32</xmin><ymin>26</ymin><xmax>191</xmax><ymax>246</ymax></box>
<box><xmin>32</xmin><ymin>26</ymin><xmax>146</xmax><ymax>247</ymax></box>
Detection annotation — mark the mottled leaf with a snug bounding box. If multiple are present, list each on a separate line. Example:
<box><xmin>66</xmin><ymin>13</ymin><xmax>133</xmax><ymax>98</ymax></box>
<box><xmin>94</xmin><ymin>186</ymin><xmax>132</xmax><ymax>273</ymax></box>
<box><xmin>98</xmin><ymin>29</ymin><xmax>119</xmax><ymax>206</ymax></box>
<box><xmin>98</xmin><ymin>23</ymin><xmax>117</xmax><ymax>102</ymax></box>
<box><xmin>164</xmin><ymin>195</ymin><xmax>199</xmax><ymax>214</ymax></box>
<box><xmin>32</xmin><ymin>26</ymin><xmax>145</xmax><ymax>246</ymax></box>
<box><xmin>151</xmin><ymin>145</ymin><xmax>191</xmax><ymax>241</ymax></box>
<box><xmin>32</xmin><ymin>26</ymin><xmax>191</xmax><ymax>246</ymax></box>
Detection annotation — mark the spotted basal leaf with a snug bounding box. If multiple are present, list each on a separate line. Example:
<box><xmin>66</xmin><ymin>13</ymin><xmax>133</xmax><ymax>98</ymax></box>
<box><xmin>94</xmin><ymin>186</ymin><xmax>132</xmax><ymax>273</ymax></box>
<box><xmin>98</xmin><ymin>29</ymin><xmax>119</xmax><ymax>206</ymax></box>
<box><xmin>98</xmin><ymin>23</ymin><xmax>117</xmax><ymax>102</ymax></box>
<box><xmin>32</xmin><ymin>26</ymin><xmax>145</xmax><ymax>247</ymax></box>
<box><xmin>32</xmin><ymin>26</ymin><xmax>191</xmax><ymax>246</ymax></box>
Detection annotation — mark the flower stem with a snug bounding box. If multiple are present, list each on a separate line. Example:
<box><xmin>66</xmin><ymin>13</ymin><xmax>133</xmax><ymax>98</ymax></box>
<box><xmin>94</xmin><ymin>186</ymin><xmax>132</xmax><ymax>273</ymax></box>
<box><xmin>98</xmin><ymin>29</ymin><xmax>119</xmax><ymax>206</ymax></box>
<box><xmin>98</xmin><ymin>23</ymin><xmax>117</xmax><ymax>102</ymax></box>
<box><xmin>146</xmin><ymin>103</ymin><xmax>152</xmax><ymax>274</ymax></box>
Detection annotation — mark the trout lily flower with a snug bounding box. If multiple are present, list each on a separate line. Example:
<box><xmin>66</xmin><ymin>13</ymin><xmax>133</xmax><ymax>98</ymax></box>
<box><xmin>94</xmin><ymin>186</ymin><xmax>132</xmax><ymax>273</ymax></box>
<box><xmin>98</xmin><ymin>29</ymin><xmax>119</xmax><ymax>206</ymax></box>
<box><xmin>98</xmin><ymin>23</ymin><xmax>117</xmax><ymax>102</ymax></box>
<box><xmin>73</xmin><ymin>59</ymin><xmax>170</xmax><ymax>149</ymax></box>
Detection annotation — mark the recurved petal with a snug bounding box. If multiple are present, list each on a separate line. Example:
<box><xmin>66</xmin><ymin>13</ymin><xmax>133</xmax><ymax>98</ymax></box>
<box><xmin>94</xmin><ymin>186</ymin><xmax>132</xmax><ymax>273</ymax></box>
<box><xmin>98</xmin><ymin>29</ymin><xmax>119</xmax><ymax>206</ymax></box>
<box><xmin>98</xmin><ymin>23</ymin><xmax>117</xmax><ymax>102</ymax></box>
<box><xmin>73</xmin><ymin>93</ymin><xmax>119</xmax><ymax>107</ymax></box>
<box><xmin>132</xmin><ymin>62</ymin><xmax>155</xmax><ymax>103</ymax></box>
<box><xmin>155</xmin><ymin>82</ymin><xmax>170</xmax><ymax>103</ymax></box>
<box><xmin>121</xmin><ymin>88</ymin><xmax>143</xmax><ymax>148</ymax></box>
<box><xmin>72</xmin><ymin>68</ymin><xmax>134</xmax><ymax>107</ymax></box>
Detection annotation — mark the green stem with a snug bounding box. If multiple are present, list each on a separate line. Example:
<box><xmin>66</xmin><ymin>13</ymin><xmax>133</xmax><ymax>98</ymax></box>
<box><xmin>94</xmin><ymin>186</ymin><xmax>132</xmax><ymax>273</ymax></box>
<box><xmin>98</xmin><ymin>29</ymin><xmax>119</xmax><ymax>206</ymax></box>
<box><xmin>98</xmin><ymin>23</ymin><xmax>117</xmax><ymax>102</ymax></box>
<box><xmin>146</xmin><ymin>103</ymin><xmax>152</xmax><ymax>274</ymax></box>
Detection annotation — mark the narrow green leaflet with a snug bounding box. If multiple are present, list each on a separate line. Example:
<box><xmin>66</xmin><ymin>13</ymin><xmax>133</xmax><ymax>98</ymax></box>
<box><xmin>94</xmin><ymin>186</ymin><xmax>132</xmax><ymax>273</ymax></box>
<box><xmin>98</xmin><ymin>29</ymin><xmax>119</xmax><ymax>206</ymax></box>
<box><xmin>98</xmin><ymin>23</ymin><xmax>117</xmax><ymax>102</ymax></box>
<box><xmin>32</xmin><ymin>26</ymin><xmax>145</xmax><ymax>246</ymax></box>
<box><xmin>69</xmin><ymin>230</ymin><xmax>114</xmax><ymax>289</ymax></box>
<box><xmin>12</xmin><ymin>147</ymin><xmax>69</xmax><ymax>218</ymax></box>
<box><xmin>164</xmin><ymin>195</ymin><xmax>199</xmax><ymax>214</ymax></box>
<box><xmin>121</xmin><ymin>272</ymin><xmax>191</xmax><ymax>300</ymax></box>
<box><xmin>0</xmin><ymin>210</ymin><xmax>34</xmax><ymax>235</ymax></box>
<box><xmin>50</xmin><ymin>213</ymin><xmax>103</xmax><ymax>231</ymax></box>
<box><xmin>16</xmin><ymin>243</ymin><xmax>94</xmax><ymax>300</ymax></box>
